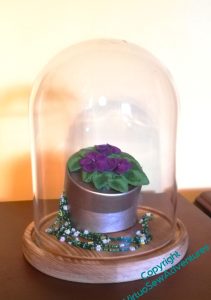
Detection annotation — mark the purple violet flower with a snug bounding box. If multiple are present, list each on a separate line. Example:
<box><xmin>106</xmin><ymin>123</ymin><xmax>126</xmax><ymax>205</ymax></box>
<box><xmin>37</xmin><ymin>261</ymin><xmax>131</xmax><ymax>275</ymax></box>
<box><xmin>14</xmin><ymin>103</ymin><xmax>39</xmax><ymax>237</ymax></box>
<box><xmin>80</xmin><ymin>151</ymin><xmax>109</xmax><ymax>173</ymax></box>
<box><xmin>79</xmin><ymin>157</ymin><xmax>96</xmax><ymax>172</ymax></box>
<box><xmin>95</xmin><ymin>144</ymin><xmax>121</xmax><ymax>156</ymax></box>
<box><xmin>115</xmin><ymin>158</ymin><xmax>132</xmax><ymax>174</ymax></box>
<box><xmin>107</xmin><ymin>158</ymin><xmax>118</xmax><ymax>171</ymax></box>
<box><xmin>95</xmin><ymin>156</ymin><xmax>110</xmax><ymax>172</ymax></box>
<box><xmin>80</xmin><ymin>148</ymin><xmax>132</xmax><ymax>174</ymax></box>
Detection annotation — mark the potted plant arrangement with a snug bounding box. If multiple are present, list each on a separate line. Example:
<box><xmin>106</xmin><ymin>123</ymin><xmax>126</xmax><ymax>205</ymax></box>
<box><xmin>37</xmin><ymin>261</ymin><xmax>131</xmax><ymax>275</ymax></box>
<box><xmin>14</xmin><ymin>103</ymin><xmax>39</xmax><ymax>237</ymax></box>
<box><xmin>65</xmin><ymin>143</ymin><xmax>149</xmax><ymax>233</ymax></box>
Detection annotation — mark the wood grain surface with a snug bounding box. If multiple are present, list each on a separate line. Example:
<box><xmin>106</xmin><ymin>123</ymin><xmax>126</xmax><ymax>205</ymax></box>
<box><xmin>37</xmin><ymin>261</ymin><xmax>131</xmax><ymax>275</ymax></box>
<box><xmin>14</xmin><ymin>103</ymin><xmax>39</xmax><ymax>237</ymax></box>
<box><xmin>1</xmin><ymin>196</ymin><xmax>211</xmax><ymax>300</ymax></box>
<box><xmin>23</xmin><ymin>207</ymin><xmax>188</xmax><ymax>283</ymax></box>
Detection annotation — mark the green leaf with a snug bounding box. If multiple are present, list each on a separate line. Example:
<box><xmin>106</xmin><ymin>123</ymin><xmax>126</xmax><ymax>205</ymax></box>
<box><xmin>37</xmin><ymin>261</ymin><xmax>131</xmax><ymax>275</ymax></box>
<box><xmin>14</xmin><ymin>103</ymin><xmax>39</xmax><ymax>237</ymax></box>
<box><xmin>108</xmin><ymin>176</ymin><xmax>128</xmax><ymax>193</ymax></box>
<box><xmin>81</xmin><ymin>171</ymin><xmax>94</xmax><ymax>183</ymax></box>
<box><xmin>139</xmin><ymin>171</ymin><xmax>150</xmax><ymax>185</ymax></box>
<box><xmin>129</xmin><ymin>160</ymin><xmax>142</xmax><ymax>172</ymax></box>
<box><xmin>108</xmin><ymin>153</ymin><xmax>120</xmax><ymax>158</ymax></box>
<box><xmin>124</xmin><ymin>169</ymin><xmax>141</xmax><ymax>186</ymax></box>
<box><xmin>67</xmin><ymin>154</ymin><xmax>81</xmax><ymax>172</ymax></box>
<box><xmin>125</xmin><ymin>169</ymin><xmax>149</xmax><ymax>186</ymax></box>
<box><xmin>119</xmin><ymin>152</ymin><xmax>134</xmax><ymax>160</ymax></box>
<box><xmin>92</xmin><ymin>172</ymin><xmax>113</xmax><ymax>190</ymax></box>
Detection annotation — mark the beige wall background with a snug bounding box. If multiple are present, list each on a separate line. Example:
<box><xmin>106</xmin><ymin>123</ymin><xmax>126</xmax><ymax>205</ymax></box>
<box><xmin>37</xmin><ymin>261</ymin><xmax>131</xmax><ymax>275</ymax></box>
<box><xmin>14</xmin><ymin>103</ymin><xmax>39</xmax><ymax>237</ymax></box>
<box><xmin>0</xmin><ymin>0</ymin><xmax>210</xmax><ymax>201</ymax></box>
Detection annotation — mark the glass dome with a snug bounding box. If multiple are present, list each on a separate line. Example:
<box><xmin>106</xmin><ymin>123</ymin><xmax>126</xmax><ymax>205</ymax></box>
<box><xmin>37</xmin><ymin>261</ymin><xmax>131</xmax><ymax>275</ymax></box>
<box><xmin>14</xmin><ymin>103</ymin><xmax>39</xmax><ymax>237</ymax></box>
<box><xmin>27</xmin><ymin>39</ymin><xmax>181</xmax><ymax>281</ymax></box>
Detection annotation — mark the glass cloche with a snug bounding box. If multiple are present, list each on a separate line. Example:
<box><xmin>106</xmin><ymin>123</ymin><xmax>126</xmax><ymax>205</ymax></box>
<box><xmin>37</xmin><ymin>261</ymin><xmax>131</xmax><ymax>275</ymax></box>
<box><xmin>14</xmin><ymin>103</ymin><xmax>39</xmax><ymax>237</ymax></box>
<box><xmin>23</xmin><ymin>39</ymin><xmax>188</xmax><ymax>283</ymax></box>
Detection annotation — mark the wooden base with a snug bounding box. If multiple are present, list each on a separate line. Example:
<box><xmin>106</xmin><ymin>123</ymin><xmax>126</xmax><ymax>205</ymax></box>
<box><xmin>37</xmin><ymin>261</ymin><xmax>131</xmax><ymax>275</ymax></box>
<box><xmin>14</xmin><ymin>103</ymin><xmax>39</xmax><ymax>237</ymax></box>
<box><xmin>22</xmin><ymin>208</ymin><xmax>189</xmax><ymax>283</ymax></box>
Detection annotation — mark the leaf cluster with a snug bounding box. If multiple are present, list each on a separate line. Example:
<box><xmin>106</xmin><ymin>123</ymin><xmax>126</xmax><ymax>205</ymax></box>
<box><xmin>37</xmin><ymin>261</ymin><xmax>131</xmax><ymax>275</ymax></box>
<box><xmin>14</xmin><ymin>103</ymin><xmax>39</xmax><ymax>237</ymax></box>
<box><xmin>67</xmin><ymin>148</ymin><xmax>149</xmax><ymax>193</ymax></box>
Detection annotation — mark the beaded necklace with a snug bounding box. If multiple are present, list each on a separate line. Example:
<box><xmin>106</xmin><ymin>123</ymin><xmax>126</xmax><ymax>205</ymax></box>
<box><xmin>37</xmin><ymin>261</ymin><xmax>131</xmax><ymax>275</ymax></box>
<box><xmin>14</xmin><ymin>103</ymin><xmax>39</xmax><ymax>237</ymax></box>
<box><xmin>46</xmin><ymin>194</ymin><xmax>153</xmax><ymax>252</ymax></box>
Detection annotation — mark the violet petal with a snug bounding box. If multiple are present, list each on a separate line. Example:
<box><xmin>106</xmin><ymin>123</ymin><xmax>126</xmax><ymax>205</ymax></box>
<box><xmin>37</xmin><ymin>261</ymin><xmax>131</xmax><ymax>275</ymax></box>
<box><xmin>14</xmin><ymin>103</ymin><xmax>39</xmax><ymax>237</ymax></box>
<box><xmin>115</xmin><ymin>159</ymin><xmax>132</xmax><ymax>174</ymax></box>
<box><xmin>96</xmin><ymin>158</ymin><xmax>109</xmax><ymax>172</ymax></box>
<box><xmin>96</xmin><ymin>144</ymin><xmax>121</xmax><ymax>156</ymax></box>
<box><xmin>107</xmin><ymin>158</ymin><xmax>118</xmax><ymax>171</ymax></box>
<box><xmin>107</xmin><ymin>144</ymin><xmax>121</xmax><ymax>154</ymax></box>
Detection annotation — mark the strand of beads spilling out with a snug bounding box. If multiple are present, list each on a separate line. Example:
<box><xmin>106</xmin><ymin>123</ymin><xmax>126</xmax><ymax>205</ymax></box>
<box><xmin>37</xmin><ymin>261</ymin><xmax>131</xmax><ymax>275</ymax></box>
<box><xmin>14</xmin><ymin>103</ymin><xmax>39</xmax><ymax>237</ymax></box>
<box><xmin>46</xmin><ymin>193</ymin><xmax>153</xmax><ymax>252</ymax></box>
